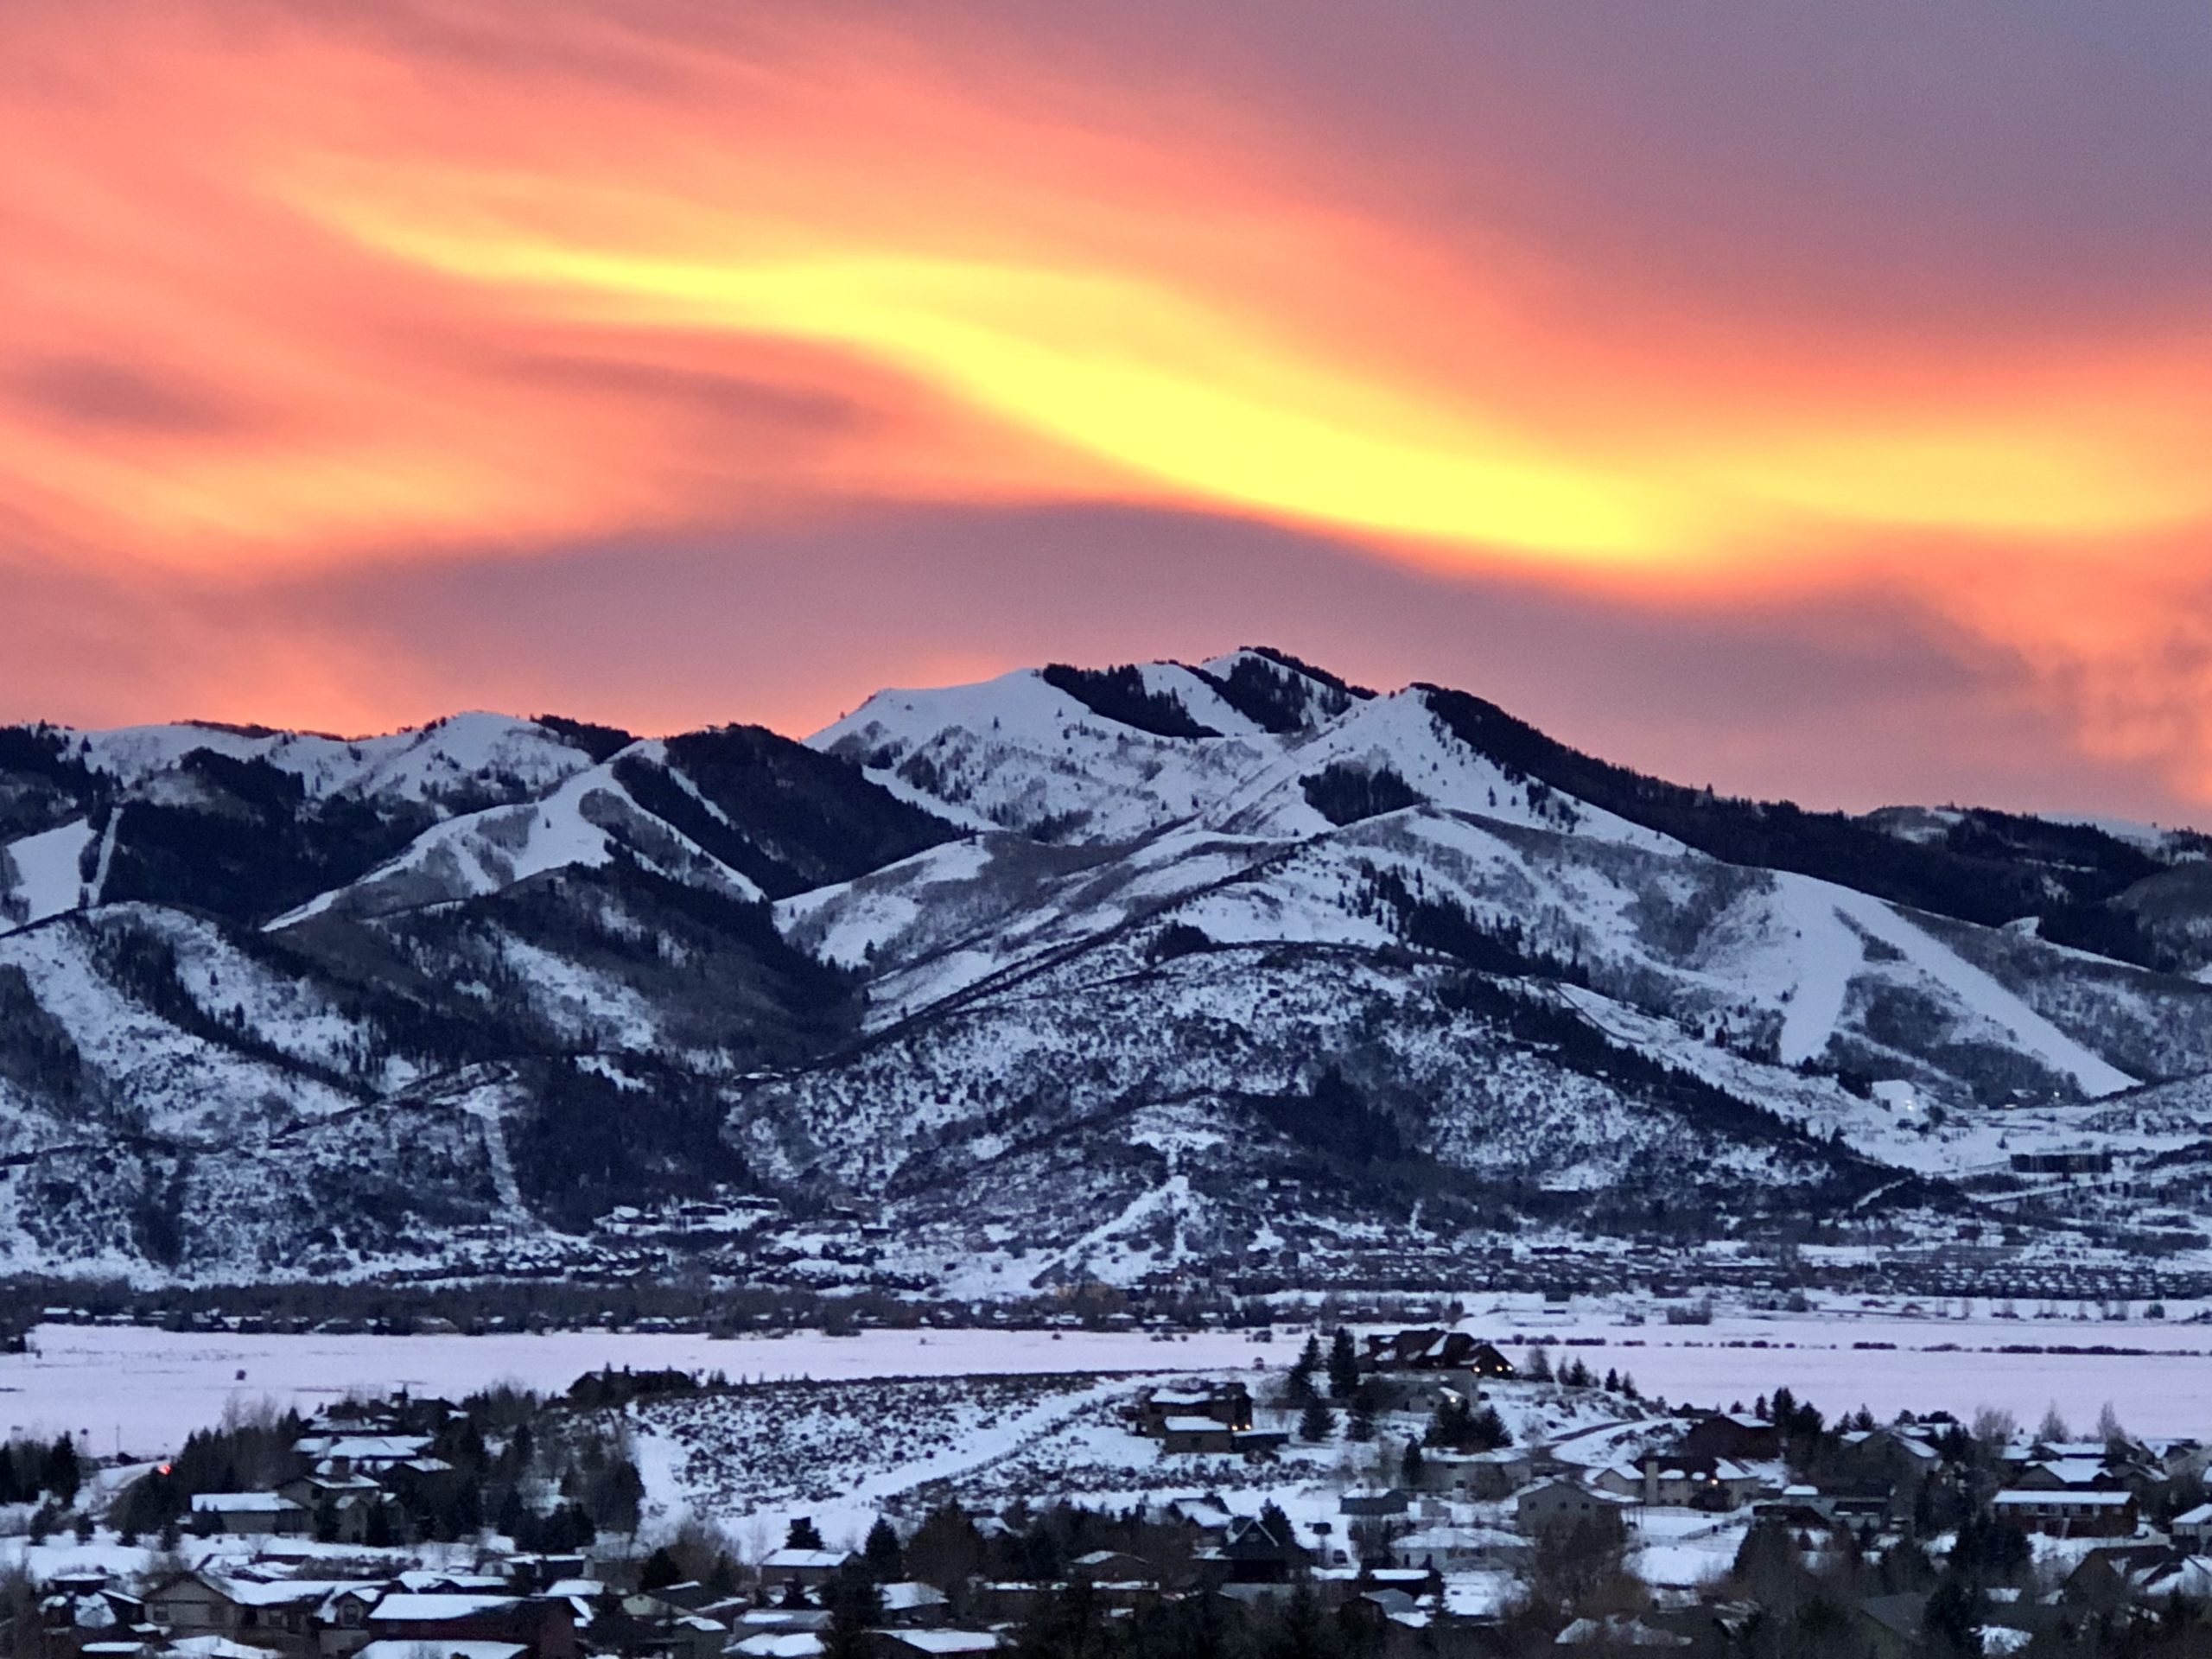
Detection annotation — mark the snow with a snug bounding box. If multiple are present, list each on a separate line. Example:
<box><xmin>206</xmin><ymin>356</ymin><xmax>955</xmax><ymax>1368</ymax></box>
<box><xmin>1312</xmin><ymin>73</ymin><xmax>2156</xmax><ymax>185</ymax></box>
<box><xmin>1832</xmin><ymin>887</ymin><xmax>2138</xmax><ymax>1096</ymax></box>
<box><xmin>1</xmin><ymin>817</ymin><xmax>92</xmax><ymax>930</ymax></box>
<box><xmin>14</xmin><ymin>1306</ymin><xmax>2212</xmax><ymax>1467</ymax></box>
<box><xmin>73</xmin><ymin>713</ymin><xmax>598</xmax><ymax>806</ymax></box>
<box><xmin>0</xmin><ymin>1325</ymin><xmax>1271</xmax><ymax>1456</ymax></box>
<box><xmin>1203</xmin><ymin>689</ymin><xmax>1674</xmax><ymax>850</ymax></box>
<box><xmin>1770</xmin><ymin>875</ymin><xmax>1860</xmax><ymax>1066</ymax></box>
<box><xmin>809</xmin><ymin>668</ymin><xmax>1282</xmax><ymax>843</ymax></box>
<box><xmin>269</xmin><ymin>763</ymin><xmax>763</xmax><ymax>928</ymax></box>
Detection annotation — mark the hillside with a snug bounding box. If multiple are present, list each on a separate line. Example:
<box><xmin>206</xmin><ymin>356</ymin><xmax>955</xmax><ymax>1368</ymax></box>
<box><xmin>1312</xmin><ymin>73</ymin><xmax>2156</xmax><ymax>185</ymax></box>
<box><xmin>3</xmin><ymin>650</ymin><xmax>2212</xmax><ymax>1295</ymax></box>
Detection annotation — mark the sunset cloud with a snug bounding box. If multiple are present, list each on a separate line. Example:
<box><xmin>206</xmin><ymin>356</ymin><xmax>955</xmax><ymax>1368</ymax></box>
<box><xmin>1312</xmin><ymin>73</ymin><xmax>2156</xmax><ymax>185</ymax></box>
<box><xmin>4</xmin><ymin>0</ymin><xmax>2211</xmax><ymax>813</ymax></box>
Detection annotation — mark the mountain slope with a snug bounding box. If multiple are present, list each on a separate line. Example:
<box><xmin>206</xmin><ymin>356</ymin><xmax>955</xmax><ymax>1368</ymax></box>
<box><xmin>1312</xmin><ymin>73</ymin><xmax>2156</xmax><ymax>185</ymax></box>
<box><xmin>3</xmin><ymin>647</ymin><xmax>2211</xmax><ymax>1292</ymax></box>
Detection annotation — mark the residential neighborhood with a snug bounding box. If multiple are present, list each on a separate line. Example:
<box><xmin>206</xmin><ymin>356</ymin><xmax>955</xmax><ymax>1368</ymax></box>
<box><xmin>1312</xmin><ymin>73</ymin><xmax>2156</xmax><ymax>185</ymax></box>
<box><xmin>3</xmin><ymin>1329</ymin><xmax>2211</xmax><ymax>1658</ymax></box>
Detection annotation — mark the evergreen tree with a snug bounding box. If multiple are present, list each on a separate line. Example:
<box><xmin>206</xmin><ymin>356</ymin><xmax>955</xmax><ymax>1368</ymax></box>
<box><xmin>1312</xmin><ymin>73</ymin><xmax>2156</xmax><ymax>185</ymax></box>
<box><xmin>862</xmin><ymin>1516</ymin><xmax>905</xmax><ymax>1582</ymax></box>
<box><xmin>1326</xmin><ymin>1327</ymin><xmax>1361</xmax><ymax>1402</ymax></box>
<box><xmin>1399</xmin><ymin>1439</ymin><xmax>1426</xmax><ymax>1486</ymax></box>
<box><xmin>44</xmin><ymin>1434</ymin><xmax>80</xmax><ymax>1505</ymax></box>
<box><xmin>640</xmin><ymin>1546</ymin><xmax>682</xmax><ymax>1592</ymax></box>
<box><xmin>1525</xmin><ymin>1345</ymin><xmax>1554</xmax><ymax>1382</ymax></box>
<box><xmin>823</xmin><ymin>1561</ymin><xmax>885</xmax><ymax>1659</ymax></box>
<box><xmin>1286</xmin><ymin>1334</ymin><xmax>1324</xmax><ymax>1405</ymax></box>
<box><xmin>787</xmin><ymin>1515</ymin><xmax>828</xmax><ymax>1551</ymax></box>
<box><xmin>1345</xmin><ymin>1380</ymin><xmax>1379</xmax><ymax>1443</ymax></box>
<box><xmin>1299</xmin><ymin>1400</ymin><xmax>1336</xmax><ymax>1443</ymax></box>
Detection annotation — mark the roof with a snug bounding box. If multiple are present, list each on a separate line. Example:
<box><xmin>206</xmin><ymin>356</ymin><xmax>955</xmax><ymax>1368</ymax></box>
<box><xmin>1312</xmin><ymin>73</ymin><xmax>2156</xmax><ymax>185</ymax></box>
<box><xmin>397</xmin><ymin>1573</ymin><xmax>512</xmax><ymax>1593</ymax></box>
<box><xmin>189</xmin><ymin>1493</ymin><xmax>302</xmax><ymax>1514</ymax></box>
<box><xmin>762</xmin><ymin>1549</ymin><xmax>849</xmax><ymax>1570</ymax></box>
<box><xmin>881</xmin><ymin>1582</ymin><xmax>951</xmax><ymax>1611</ymax></box>
<box><xmin>1161</xmin><ymin>1415</ymin><xmax>1231</xmax><ymax>1433</ymax></box>
<box><xmin>1859</xmin><ymin>1596</ymin><xmax>1929</xmax><ymax>1641</ymax></box>
<box><xmin>1993</xmin><ymin>1490</ymin><xmax>2133</xmax><ymax>1508</ymax></box>
<box><xmin>299</xmin><ymin>1433</ymin><xmax>433</xmax><ymax>1459</ymax></box>
<box><xmin>1557</xmin><ymin>1615</ymin><xmax>1691</xmax><ymax>1647</ymax></box>
<box><xmin>734</xmin><ymin>1637</ymin><xmax>825</xmax><ymax>1659</ymax></box>
<box><xmin>881</xmin><ymin>1633</ymin><xmax>1001</xmax><ymax>1654</ymax></box>
<box><xmin>356</xmin><ymin>1644</ymin><xmax>526</xmax><ymax>1659</ymax></box>
<box><xmin>2174</xmin><ymin>1503</ymin><xmax>2212</xmax><ymax>1527</ymax></box>
<box><xmin>182</xmin><ymin>1576</ymin><xmax>383</xmax><ymax>1610</ymax></box>
<box><xmin>369</xmin><ymin>1593</ymin><xmax>524</xmax><ymax>1622</ymax></box>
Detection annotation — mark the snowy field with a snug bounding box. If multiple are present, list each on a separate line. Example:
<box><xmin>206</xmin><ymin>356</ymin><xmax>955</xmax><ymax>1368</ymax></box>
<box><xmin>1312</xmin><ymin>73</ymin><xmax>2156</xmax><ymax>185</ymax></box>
<box><xmin>7</xmin><ymin>1306</ymin><xmax>2212</xmax><ymax>1456</ymax></box>
<box><xmin>0</xmin><ymin>1325</ymin><xmax>1266</xmax><ymax>1454</ymax></box>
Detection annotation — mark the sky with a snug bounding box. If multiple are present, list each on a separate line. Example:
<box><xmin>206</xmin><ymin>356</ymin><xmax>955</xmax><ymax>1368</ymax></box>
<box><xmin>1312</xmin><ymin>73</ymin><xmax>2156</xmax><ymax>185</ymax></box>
<box><xmin>4</xmin><ymin>0</ymin><xmax>2211</xmax><ymax>821</ymax></box>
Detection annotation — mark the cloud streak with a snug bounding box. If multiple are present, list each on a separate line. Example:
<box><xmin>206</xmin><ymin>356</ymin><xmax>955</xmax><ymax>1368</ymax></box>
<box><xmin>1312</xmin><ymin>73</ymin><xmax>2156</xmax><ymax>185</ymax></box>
<box><xmin>3</xmin><ymin>0</ymin><xmax>2211</xmax><ymax>809</ymax></box>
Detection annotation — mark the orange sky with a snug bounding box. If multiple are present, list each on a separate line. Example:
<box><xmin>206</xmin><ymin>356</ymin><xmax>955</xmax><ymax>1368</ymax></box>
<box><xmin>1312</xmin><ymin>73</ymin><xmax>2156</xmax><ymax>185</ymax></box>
<box><xmin>6</xmin><ymin>0</ymin><xmax>2212</xmax><ymax>817</ymax></box>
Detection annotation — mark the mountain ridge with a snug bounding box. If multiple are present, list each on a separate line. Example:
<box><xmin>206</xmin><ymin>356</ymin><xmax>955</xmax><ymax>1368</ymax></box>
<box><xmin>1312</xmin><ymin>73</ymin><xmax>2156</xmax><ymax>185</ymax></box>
<box><xmin>3</xmin><ymin>646</ymin><xmax>2212</xmax><ymax>1295</ymax></box>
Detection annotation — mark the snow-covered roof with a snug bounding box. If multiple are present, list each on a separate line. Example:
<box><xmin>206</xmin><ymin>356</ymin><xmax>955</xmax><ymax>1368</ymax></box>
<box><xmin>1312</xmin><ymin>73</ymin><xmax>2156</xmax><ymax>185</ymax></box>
<box><xmin>1160</xmin><ymin>1415</ymin><xmax>1229</xmax><ymax>1433</ymax></box>
<box><xmin>880</xmin><ymin>1633</ymin><xmax>1001</xmax><ymax>1655</ymax></box>
<box><xmin>356</xmin><ymin>1643</ymin><xmax>526</xmax><ymax>1659</ymax></box>
<box><xmin>1993</xmin><ymin>1490</ymin><xmax>2133</xmax><ymax>1508</ymax></box>
<box><xmin>395</xmin><ymin>1572</ymin><xmax>511</xmax><ymax>1593</ymax></box>
<box><xmin>880</xmin><ymin>1582</ymin><xmax>950</xmax><ymax>1611</ymax></box>
<box><xmin>369</xmin><ymin>1592</ymin><xmax>523</xmax><ymax>1621</ymax></box>
<box><xmin>299</xmin><ymin>1433</ymin><xmax>433</xmax><ymax>1460</ymax></box>
<box><xmin>190</xmin><ymin>1493</ymin><xmax>302</xmax><ymax>1514</ymax></box>
<box><xmin>1558</xmin><ymin>1614</ymin><xmax>1691</xmax><ymax>1648</ymax></box>
<box><xmin>159</xmin><ymin>1640</ymin><xmax>269</xmax><ymax>1659</ymax></box>
<box><xmin>2173</xmin><ymin>1503</ymin><xmax>2212</xmax><ymax>1527</ymax></box>
<box><xmin>761</xmin><ymin>1549</ymin><xmax>848</xmax><ymax>1571</ymax></box>
<box><xmin>2028</xmin><ymin>1457</ymin><xmax>2116</xmax><ymax>1487</ymax></box>
<box><xmin>734</xmin><ymin>1636</ymin><xmax>824</xmax><ymax>1658</ymax></box>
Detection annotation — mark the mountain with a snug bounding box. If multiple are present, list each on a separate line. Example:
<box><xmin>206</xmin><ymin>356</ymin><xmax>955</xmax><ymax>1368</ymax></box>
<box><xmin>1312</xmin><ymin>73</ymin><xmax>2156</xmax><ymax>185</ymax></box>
<box><xmin>4</xmin><ymin>652</ymin><xmax>2212</xmax><ymax>1296</ymax></box>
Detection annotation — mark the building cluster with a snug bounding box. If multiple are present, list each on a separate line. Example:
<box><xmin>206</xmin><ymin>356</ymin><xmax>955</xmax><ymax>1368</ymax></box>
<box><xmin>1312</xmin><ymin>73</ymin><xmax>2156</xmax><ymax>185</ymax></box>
<box><xmin>14</xmin><ymin>1331</ymin><xmax>2212</xmax><ymax>1659</ymax></box>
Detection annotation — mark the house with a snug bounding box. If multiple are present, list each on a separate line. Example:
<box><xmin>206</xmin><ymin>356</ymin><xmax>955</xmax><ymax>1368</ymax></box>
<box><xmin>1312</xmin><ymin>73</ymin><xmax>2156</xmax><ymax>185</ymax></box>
<box><xmin>1361</xmin><ymin>1330</ymin><xmax>1516</xmax><ymax>1376</ymax></box>
<box><xmin>366</xmin><ymin>1593</ymin><xmax>579</xmax><ymax>1659</ymax></box>
<box><xmin>1134</xmin><ymin>1382</ymin><xmax>1253</xmax><ymax>1436</ymax></box>
<box><xmin>2008</xmin><ymin>1150</ymin><xmax>2112</xmax><ymax>1175</ymax></box>
<box><xmin>1635</xmin><ymin>1455</ymin><xmax>1775</xmax><ymax>1511</ymax></box>
<box><xmin>2012</xmin><ymin>1457</ymin><xmax>2126</xmax><ymax>1492</ymax></box>
<box><xmin>1833</xmin><ymin>1427</ymin><xmax>1942</xmax><ymax>1491</ymax></box>
<box><xmin>1211</xmin><ymin>1513</ymin><xmax>1311</xmax><ymax>1584</ymax></box>
<box><xmin>868</xmin><ymin>1631</ymin><xmax>1000</xmax><ymax>1659</ymax></box>
<box><xmin>276</xmin><ymin>1473</ymin><xmax>389</xmax><ymax>1544</ymax></box>
<box><xmin>1516</xmin><ymin>1480</ymin><xmax>1632</xmax><ymax>1539</ymax></box>
<box><xmin>1160</xmin><ymin>1416</ymin><xmax>1238</xmax><ymax>1455</ymax></box>
<box><xmin>1391</xmin><ymin>1524</ymin><xmax>1503</xmax><ymax>1570</ymax></box>
<box><xmin>294</xmin><ymin>1433</ymin><xmax>434</xmax><ymax>1478</ymax></box>
<box><xmin>759</xmin><ymin>1549</ymin><xmax>851</xmax><ymax>1591</ymax></box>
<box><xmin>1992</xmin><ymin>1490</ymin><xmax>2139</xmax><ymax>1537</ymax></box>
<box><xmin>145</xmin><ymin>1573</ymin><xmax>389</xmax><ymax>1657</ymax></box>
<box><xmin>2172</xmin><ymin>1502</ymin><xmax>2212</xmax><ymax>1548</ymax></box>
<box><xmin>1425</xmin><ymin>1446</ymin><xmax>1534</xmax><ymax>1500</ymax></box>
<box><xmin>877</xmin><ymin>1582</ymin><xmax>951</xmax><ymax>1627</ymax></box>
<box><xmin>1339</xmin><ymin>1490</ymin><xmax>1411</xmax><ymax>1519</ymax></box>
<box><xmin>189</xmin><ymin>1492</ymin><xmax>311</xmax><ymax>1536</ymax></box>
<box><xmin>2063</xmin><ymin>1544</ymin><xmax>2190</xmax><ymax>1611</ymax></box>
<box><xmin>1673</xmin><ymin>1414</ymin><xmax>1781</xmax><ymax>1463</ymax></box>
<box><xmin>1067</xmin><ymin>1551</ymin><xmax>1152</xmax><ymax>1583</ymax></box>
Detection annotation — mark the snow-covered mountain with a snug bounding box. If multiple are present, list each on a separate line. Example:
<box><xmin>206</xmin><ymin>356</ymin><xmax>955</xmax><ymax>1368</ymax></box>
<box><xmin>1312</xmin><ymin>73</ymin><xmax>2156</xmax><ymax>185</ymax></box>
<box><xmin>5</xmin><ymin>648</ymin><xmax>2212</xmax><ymax>1294</ymax></box>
